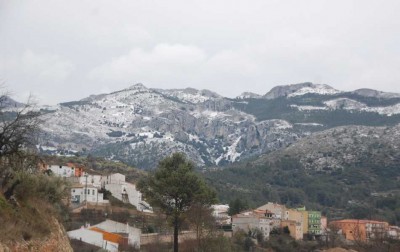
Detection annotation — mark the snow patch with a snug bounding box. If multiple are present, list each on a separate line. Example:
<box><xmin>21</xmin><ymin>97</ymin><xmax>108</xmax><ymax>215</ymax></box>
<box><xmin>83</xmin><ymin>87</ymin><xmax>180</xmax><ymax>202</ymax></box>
<box><xmin>215</xmin><ymin>136</ymin><xmax>242</xmax><ymax>165</ymax></box>
<box><xmin>287</xmin><ymin>84</ymin><xmax>341</xmax><ymax>97</ymax></box>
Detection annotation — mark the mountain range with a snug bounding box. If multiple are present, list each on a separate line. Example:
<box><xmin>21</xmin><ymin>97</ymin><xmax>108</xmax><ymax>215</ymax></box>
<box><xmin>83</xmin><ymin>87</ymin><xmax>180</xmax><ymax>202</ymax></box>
<box><xmin>9</xmin><ymin>82</ymin><xmax>400</xmax><ymax>169</ymax></box>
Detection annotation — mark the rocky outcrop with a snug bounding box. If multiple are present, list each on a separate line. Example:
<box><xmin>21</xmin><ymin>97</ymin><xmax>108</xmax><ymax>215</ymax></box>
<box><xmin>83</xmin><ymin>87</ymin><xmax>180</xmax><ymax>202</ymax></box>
<box><xmin>256</xmin><ymin>124</ymin><xmax>400</xmax><ymax>171</ymax></box>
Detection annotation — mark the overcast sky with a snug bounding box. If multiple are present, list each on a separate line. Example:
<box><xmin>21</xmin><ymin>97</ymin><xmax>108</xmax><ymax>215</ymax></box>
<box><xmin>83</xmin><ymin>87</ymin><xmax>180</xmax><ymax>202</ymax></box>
<box><xmin>1</xmin><ymin>0</ymin><xmax>400</xmax><ymax>105</ymax></box>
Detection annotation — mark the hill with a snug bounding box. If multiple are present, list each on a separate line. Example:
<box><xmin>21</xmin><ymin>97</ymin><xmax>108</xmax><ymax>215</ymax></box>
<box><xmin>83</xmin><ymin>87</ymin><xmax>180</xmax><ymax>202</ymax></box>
<box><xmin>204</xmin><ymin>123</ymin><xmax>400</xmax><ymax>224</ymax></box>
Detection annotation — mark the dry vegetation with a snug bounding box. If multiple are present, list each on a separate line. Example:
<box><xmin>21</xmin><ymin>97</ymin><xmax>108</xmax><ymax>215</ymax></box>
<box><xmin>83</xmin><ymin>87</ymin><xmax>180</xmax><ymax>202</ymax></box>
<box><xmin>0</xmin><ymin>173</ymin><xmax>69</xmax><ymax>244</ymax></box>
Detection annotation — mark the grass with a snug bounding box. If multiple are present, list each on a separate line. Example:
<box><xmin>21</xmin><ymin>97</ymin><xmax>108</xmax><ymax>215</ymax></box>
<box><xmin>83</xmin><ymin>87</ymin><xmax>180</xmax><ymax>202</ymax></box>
<box><xmin>0</xmin><ymin>195</ymin><xmax>53</xmax><ymax>242</ymax></box>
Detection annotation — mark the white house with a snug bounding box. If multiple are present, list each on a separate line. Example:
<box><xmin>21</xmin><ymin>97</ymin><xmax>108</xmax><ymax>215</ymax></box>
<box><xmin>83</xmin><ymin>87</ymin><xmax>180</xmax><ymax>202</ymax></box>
<box><xmin>78</xmin><ymin>174</ymin><xmax>104</xmax><ymax>188</ymax></box>
<box><xmin>104</xmin><ymin>173</ymin><xmax>151</xmax><ymax>212</ymax></box>
<box><xmin>94</xmin><ymin>219</ymin><xmax>141</xmax><ymax>249</ymax></box>
<box><xmin>67</xmin><ymin>226</ymin><xmax>119</xmax><ymax>252</ymax></box>
<box><xmin>71</xmin><ymin>185</ymin><xmax>107</xmax><ymax>204</ymax></box>
<box><xmin>212</xmin><ymin>204</ymin><xmax>231</xmax><ymax>225</ymax></box>
<box><xmin>105</xmin><ymin>173</ymin><xmax>126</xmax><ymax>185</ymax></box>
<box><xmin>48</xmin><ymin>165</ymin><xmax>74</xmax><ymax>177</ymax></box>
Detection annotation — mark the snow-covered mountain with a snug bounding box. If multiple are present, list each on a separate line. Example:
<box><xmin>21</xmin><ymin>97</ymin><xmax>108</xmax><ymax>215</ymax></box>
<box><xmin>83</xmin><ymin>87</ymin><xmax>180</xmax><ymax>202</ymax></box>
<box><xmin>154</xmin><ymin>87</ymin><xmax>221</xmax><ymax>104</ymax></box>
<box><xmin>352</xmin><ymin>88</ymin><xmax>400</xmax><ymax>99</ymax></box>
<box><xmin>37</xmin><ymin>84</ymin><xmax>305</xmax><ymax>169</ymax></box>
<box><xmin>263</xmin><ymin>82</ymin><xmax>341</xmax><ymax>99</ymax></box>
<box><xmin>290</xmin><ymin>97</ymin><xmax>400</xmax><ymax>116</ymax></box>
<box><xmin>26</xmin><ymin>82</ymin><xmax>400</xmax><ymax>169</ymax></box>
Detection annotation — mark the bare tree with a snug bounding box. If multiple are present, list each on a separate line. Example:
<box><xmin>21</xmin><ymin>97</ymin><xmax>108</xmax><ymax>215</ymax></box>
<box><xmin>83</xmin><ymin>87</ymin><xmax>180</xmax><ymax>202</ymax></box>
<box><xmin>321</xmin><ymin>223</ymin><xmax>342</xmax><ymax>248</ymax></box>
<box><xmin>0</xmin><ymin>91</ymin><xmax>41</xmax><ymax>191</ymax></box>
<box><xmin>185</xmin><ymin>202</ymin><xmax>216</xmax><ymax>249</ymax></box>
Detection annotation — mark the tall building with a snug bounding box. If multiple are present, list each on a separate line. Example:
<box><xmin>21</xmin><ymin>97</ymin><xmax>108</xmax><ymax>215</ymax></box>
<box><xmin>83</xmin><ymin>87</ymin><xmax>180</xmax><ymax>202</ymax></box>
<box><xmin>308</xmin><ymin>211</ymin><xmax>322</xmax><ymax>235</ymax></box>
<box><xmin>297</xmin><ymin>207</ymin><xmax>321</xmax><ymax>236</ymax></box>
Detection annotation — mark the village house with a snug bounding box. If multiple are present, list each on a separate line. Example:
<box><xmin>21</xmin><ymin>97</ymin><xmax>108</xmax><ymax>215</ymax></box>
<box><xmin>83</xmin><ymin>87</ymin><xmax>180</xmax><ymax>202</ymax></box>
<box><xmin>93</xmin><ymin>219</ymin><xmax>141</xmax><ymax>249</ymax></box>
<box><xmin>281</xmin><ymin>220</ymin><xmax>303</xmax><ymax>240</ymax></box>
<box><xmin>251</xmin><ymin>203</ymin><xmax>325</xmax><ymax>239</ymax></box>
<box><xmin>296</xmin><ymin>206</ymin><xmax>309</xmax><ymax>234</ymax></box>
<box><xmin>297</xmin><ymin>206</ymin><xmax>322</xmax><ymax>236</ymax></box>
<box><xmin>282</xmin><ymin>208</ymin><xmax>304</xmax><ymax>240</ymax></box>
<box><xmin>66</xmin><ymin>162</ymin><xmax>85</xmax><ymax>177</ymax></box>
<box><xmin>232</xmin><ymin>210</ymin><xmax>281</xmax><ymax>239</ymax></box>
<box><xmin>257</xmin><ymin>202</ymin><xmax>287</xmax><ymax>219</ymax></box>
<box><xmin>78</xmin><ymin>174</ymin><xmax>104</xmax><ymax>188</ymax></box>
<box><xmin>212</xmin><ymin>204</ymin><xmax>231</xmax><ymax>225</ymax></box>
<box><xmin>70</xmin><ymin>184</ymin><xmax>108</xmax><ymax>205</ymax></box>
<box><xmin>307</xmin><ymin>210</ymin><xmax>322</xmax><ymax>235</ymax></box>
<box><xmin>46</xmin><ymin>164</ymin><xmax>150</xmax><ymax>210</ymax></box>
<box><xmin>67</xmin><ymin>219</ymin><xmax>140</xmax><ymax>251</ymax></box>
<box><xmin>89</xmin><ymin>227</ymin><xmax>123</xmax><ymax>252</ymax></box>
<box><xmin>104</xmin><ymin>173</ymin><xmax>152</xmax><ymax>212</ymax></box>
<box><xmin>67</xmin><ymin>228</ymin><xmax>118</xmax><ymax>251</ymax></box>
<box><xmin>330</xmin><ymin>219</ymin><xmax>389</xmax><ymax>242</ymax></box>
<box><xmin>104</xmin><ymin>173</ymin><xmax>126</xmax><ymax>185</ymax></box>
<box><xmin>48</xmin><ymin>165</ymin><xmax>75</xmax><ymax>177</ymax></box>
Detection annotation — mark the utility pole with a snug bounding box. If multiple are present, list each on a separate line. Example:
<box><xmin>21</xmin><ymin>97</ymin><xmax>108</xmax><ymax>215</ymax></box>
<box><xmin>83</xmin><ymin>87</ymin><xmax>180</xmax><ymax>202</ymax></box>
<box><xmin>85</xmin><ymin>174</ymin><xmax>88</xmax><ymax>208</ymax></box>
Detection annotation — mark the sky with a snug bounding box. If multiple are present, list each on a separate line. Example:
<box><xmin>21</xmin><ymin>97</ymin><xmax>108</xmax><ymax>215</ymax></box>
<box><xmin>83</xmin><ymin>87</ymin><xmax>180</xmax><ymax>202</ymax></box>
<box><xmin>1</xmin><ymin>0</ymin><xmax>400</xmax><ymax>105</ymax></box>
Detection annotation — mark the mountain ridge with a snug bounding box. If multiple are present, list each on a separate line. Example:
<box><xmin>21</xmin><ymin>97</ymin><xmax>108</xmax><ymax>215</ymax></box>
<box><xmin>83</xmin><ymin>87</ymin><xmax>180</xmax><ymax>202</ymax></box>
<box><xmin>9</xmin><ymin>82</ymin><xmax>400</xmax><ymax>169</ymax></box>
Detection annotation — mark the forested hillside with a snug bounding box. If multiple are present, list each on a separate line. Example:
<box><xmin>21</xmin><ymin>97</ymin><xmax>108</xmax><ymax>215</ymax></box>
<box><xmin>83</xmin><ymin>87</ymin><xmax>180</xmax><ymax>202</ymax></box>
<box><xmin>205</xmin><ymin>156</ymin><xmax>400</xmax><ymax>224</ymax></box>
<box><xmin>205</xmin><ymin>124</ymin><xmax>400</xmax><ymax>225</ymax></box>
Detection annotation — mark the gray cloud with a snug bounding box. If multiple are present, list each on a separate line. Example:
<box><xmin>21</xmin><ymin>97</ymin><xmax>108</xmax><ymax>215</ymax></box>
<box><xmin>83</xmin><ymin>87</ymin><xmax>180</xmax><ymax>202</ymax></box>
<box><xmin>1</xmin><ymin>0</ymin><xmax>400</xmax><ymax>104</ymax></box>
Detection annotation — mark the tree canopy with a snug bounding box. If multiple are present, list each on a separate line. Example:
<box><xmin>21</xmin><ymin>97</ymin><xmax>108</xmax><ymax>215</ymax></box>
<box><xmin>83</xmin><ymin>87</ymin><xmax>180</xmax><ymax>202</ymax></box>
<box><xmin>138</xmin><ymin>152</ymin><xmax>216</xmax><ymax>252</ymax></box>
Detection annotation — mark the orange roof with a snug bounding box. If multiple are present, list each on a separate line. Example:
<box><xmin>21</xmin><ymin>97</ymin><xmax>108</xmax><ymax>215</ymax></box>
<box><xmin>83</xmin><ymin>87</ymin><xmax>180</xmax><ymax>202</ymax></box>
<box><xmin>89</xmin><ymin>227</ymin><xmax>125</xmax><ymax>244</ymax></box>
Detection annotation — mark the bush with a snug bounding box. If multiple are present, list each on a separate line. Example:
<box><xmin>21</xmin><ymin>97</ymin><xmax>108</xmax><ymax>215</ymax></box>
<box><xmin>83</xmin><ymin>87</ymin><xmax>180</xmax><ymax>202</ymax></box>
<box><xmin>14</xmin><ymin>172</ymin><xmax>68</xmax><ymax>204</ymax></box>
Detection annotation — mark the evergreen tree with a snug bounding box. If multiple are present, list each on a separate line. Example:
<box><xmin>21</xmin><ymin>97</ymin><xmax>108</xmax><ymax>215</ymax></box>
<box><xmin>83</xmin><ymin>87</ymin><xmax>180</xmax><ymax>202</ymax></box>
<box><xmin>138</xmin><ymin>153</ymin><xmax>216</xmax><ymax>252</ymax></box>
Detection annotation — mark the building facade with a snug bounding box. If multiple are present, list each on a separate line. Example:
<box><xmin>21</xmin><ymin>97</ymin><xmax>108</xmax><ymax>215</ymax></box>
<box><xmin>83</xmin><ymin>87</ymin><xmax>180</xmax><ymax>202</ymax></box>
<box><xmin>257</xmin><ymin>202</ymin><xmax>287</xmax><ymax>219</ymax></box>
<box><xmin>232</xmin><ymin>210</ymin><xmax>281</xmax><ymax>239</ymax></box>
<box><xmin>308</xmin><ymin>211</ymin><xmax>322</xmax><ymax>235</ymax></box>
<box><xmin>330</xmin><ymin>219</ymin><xmax>389</xmax><ymax>242</ymax></box>
<box><xmin>70</xmin><ymin>185</ymin><xmax>106</xmax><ymax>204</ymax></box>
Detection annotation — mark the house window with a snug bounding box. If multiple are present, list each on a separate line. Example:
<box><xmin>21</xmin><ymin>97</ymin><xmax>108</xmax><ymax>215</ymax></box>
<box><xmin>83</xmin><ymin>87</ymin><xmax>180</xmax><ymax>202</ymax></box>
<box><xmin>92</xmin><ymin>190</ymin><xmax>95</xmax><ymax>195</ymax></box>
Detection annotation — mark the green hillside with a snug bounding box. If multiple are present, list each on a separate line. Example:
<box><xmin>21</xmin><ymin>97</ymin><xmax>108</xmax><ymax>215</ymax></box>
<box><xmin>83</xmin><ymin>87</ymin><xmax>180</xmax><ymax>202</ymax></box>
<box><xmin>205</xmin><ymin>149</ymin><xmax>400</xmax><ymax>225</ymax></box>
